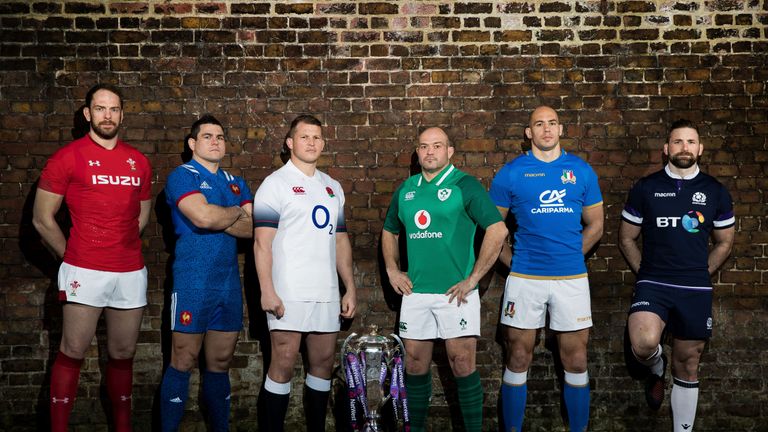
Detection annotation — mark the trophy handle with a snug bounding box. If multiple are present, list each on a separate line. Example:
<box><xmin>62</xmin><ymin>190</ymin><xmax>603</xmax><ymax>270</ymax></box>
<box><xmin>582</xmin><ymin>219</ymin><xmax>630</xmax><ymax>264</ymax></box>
<box><xmin>389</xmin><ymin>333</ymin><xmax>406</xmax><ymax>357</ymax></box>
<box><xmin>340</xmin><ymin>332</ymin><xmax>358</xmax><ymax>375</ymax></box>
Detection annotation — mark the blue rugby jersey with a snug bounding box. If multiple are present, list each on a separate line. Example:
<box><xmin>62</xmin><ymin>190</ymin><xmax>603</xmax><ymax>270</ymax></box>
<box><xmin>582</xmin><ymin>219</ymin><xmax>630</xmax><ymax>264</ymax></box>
<box><xmin>165</xmin><ymin>158</ymin><xmax>253</xmax><ymax>292</ymax></box>
<box><xmin>489</xmin><ymin>150</ymin><xmax>603</xmax><ymax>278</ymax></box>
<box><xmin>621</xmin><ymin>165</ymin><xmax>734</xmax><ymax>288</ymax></box>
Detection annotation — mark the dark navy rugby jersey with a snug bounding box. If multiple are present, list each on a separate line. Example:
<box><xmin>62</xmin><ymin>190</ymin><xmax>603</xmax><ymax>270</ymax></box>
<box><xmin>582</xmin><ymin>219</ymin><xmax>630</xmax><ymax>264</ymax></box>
<box><xmin>621</xmin><ymin>165</ymin><xmax>735</xmax><ymax>288</ymax></box>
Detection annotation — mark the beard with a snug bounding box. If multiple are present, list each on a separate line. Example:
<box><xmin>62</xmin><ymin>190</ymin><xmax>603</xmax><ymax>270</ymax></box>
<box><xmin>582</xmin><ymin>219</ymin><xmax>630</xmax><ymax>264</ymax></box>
<box><xmin>91</xmin><ymin>120</ymin><xmax>121</xmax><ymax>140</ymax></box>
<box><xmin>669</xmin><ymin>151</ymin><xmax>698</xmax><ymax>169</ymax></box>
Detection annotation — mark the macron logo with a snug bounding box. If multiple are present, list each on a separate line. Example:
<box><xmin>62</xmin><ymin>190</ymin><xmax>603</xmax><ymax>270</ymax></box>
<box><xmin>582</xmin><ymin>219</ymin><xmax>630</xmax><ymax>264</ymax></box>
<box><xmin>292</xmin><ymin>186</ymin><xmax>306</xmax><ymax>194</ymax></box>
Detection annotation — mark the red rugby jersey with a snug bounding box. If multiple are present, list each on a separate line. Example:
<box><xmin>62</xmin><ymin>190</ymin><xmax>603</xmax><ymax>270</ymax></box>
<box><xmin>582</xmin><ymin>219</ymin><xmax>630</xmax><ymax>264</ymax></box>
<box><xmin>39</xmin><ymin>134</ymin><xmax>152</xmax><ymax>272</ymax></box>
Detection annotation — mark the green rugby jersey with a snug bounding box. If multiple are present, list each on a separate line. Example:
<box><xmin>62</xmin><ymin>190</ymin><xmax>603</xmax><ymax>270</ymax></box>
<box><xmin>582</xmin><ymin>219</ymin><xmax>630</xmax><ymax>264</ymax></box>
<box><xmin>383</xmin><ymin>164</ymin><xmax>503</xmax><ymax>294</ymax></box>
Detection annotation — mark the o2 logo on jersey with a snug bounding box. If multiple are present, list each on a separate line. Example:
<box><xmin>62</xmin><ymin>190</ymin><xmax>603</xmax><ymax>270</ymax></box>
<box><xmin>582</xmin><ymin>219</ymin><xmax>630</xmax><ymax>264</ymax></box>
<box><xmin>682</xmin><ymin>210</ymin><xmax>705</xmax><ymax>233</ymax></box>
<box><xmin>414</xmin><ymin>210</ymin><xmax>431</xmax><ymax>229</ymax></box>
<box><xmin>312</xmin><ymin>205</ymin><xmax>334</xmax><ymax>235</ymax></box>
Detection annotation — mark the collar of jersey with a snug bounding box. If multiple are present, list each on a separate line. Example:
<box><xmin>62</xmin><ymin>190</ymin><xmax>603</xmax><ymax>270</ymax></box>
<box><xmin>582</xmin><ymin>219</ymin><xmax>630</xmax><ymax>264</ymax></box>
<box><xmin>187</xmin><ymin>158</ymin><xmax>220</xmax><ymax>179</ymax></box>
<box><xmin>525</xmin><ymin>149</ymin><xmax>567</xmax><ymax>163</ymax></box>
<box><xmin>417</xmin><ymin>164</ymin><xmax>454</xmax><ymax>187</ymax></box>
<box><xmin>285</xmin><ymin>159</ymin><xmax>320</xmax><ymax>181</ymax></box>
<box><xmin>664</xmin><ymin>164</ymin><xmax>700</xmax><ymax>180</ymax></box>
<box><xmin>85</xmin><ymin>132</ymin><xmax>123</xmax><ymax>151</ymax></box>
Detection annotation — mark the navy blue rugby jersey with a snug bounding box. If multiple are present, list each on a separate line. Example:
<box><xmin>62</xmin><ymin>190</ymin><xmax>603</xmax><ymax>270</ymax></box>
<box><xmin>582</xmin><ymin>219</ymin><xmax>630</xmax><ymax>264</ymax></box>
<box><xmin>621</xmin><ymin>165</ymin><xmax>734</xmax><ymax>288</ymax></box>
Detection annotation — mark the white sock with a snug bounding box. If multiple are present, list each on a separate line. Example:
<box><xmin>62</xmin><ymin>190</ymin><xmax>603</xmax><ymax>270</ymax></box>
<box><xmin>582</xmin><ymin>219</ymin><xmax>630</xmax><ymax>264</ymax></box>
<box><xmin>671</xmin><ymin>377</ymin><xmax>699</xmax><ymax>432</ymax></box>
<box><xmin>264</xmin><ymin>376</ymin><xmax>291</xmax><ymax>395</ymax></box>
<box><xmin>634</xmin><ymin>344</ymin><xmax>664</xmax><ymax>376</ymax></box>
<box><xmin>305</xmin><ymin>373</ymin><xmax>331</xmax><ymax>392</ymax></box>
<box><xmin>502</xmin><ymin>368</ymin><xmax>527</xmax><ymax>386</ymax></box>
<box><xmin>564</xmin><ymin>370</ymin><xmax>589</xmax><ymax>386</ymax></box>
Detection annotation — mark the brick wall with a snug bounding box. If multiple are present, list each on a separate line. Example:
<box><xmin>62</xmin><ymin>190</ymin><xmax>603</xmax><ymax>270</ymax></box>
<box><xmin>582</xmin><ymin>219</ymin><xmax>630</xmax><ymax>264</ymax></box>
<box><xmin>1</xmin><ymin>1</ymin><xmax>766</xmax><ymax>430</ymax></box>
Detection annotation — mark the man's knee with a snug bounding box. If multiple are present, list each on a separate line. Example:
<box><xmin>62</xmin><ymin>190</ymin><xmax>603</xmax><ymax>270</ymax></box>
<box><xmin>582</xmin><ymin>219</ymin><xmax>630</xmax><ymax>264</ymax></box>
<box><xmin>449</xmin><ymin>352</ymin><xmax>476</xmax><ymax>377</ymax></box>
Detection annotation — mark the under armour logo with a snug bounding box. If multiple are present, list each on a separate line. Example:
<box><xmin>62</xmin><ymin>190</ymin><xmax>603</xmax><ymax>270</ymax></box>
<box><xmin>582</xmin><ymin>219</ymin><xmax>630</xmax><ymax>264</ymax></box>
<box><xmin>88</xmin><ymin>160</ymin><xmax>100</xmax><ymax>166</ymax></box>
<box><xmin>51</xmin><ymin>396</ymin><xmax>70</xmax><ymax>404</ymax></box>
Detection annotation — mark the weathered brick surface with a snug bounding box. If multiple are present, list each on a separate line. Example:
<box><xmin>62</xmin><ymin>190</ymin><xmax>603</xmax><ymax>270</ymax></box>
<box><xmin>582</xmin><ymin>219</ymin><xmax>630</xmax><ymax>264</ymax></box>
<box><xmin>1</xmin><ymin>1</ymin><xmax>767</xmax><ymax>431</ymax></box>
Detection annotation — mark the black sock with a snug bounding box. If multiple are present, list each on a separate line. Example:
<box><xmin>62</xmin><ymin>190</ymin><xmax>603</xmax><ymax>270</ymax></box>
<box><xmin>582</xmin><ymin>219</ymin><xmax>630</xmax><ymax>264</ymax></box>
<box><xmin>303</xmin><ymin>383</ymin><xmax>331</xmax><ymax>432</ymax></box>
<box><xmin>258</xmin><ymin>386</ymin><xmax>290</xmax><ymax>432</ymax></box>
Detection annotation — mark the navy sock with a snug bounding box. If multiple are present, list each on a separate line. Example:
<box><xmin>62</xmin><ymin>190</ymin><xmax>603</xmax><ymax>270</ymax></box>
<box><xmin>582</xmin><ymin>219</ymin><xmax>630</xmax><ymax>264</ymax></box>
<box><xmin>160</xmin><ymin>366</ymin><xmax>191</xmax><ymax>432</ymax></box>
<box><xmin>202</xmin><ymin>370</ymin><xmax>231</xmax><ymax>432</ymax></box>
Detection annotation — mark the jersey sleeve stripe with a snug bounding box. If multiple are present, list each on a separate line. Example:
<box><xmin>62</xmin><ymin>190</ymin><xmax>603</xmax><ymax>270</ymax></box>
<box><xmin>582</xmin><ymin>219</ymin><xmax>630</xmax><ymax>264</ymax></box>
<box><xmin>621</xmin><ymin>209</ymin><xmax>643</xmax><ymax>225</ymax></box>
<box><xmin>583</xmin><ymin>201</ymin><xmax>603</xmax><ymax>209</ymax></box>
<box><xmin>713</xmin><ymin>216</ymin><xmax>735</xmax><ymax>228</ymax></box>
<box><xmin>175</xmin><ymin>190</ymin><xmax>201</xmax><ymax>206</ymax></box>
<box><xmin>240</xmin><ymin>199</ymin><xmax>253</xmax><ymax>207</ymax></box>
<box><xmin>253</xmin><ymin>220</ymin><xmax>278</xmax><ymax>228</ymax></box>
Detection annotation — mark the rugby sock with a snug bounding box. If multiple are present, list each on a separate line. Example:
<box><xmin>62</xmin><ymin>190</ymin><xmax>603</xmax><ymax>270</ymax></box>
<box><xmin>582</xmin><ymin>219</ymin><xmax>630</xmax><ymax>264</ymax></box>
<box><xmin>500</xmin><ymin>368</ymin><xmax>527</xmax><ymax>432</ymax></box>
<box><xmin>106</xmin><ymin>357</ymin><xmax>134</xmax><ymax>432</ymax></box>
<box><xmin>563</xmin><ymin>370</ymin><xmax>590</xmax><ymax>432</ymax></box>
<box><xmin>202</xmin><ymin>370</ymin><xmax>231</xmax><ymax>432</ymax></box>
<box><xmin>160</xmin><ymin>366</ymin><xmax>191</xmax><ymax>432</ymax></box>
<box><xmin>258</xmin><ymin>376</ymin><xmax>291</xmax><ymax>432</ymax></box>
<box><xmin>405</xmin><ymin>371</ymin><xmax>432</xmax><ymax>432</ymax></box>
<box><xmin>50</xmin><ymin>351</ymin><xmax>83</xmax><ymax>432</ymax></box>
<box><xmin>456</xmin><ymin>370</ymin><xmax>483</xmax><ymax>432</ymax></box>
<box><xmin>634</xmin><ymin>344</ymin><xmax>664</xmax><ymax>376</ymax></box>
<box><xmin>671</xmin><ymin>378</ymin><xmax>699</xmax><ymax>432</ymax></box>
<box><xmin>303</xmin><ymin>374</ymin><xmax>331</xmax><ymax>432</ymax></box>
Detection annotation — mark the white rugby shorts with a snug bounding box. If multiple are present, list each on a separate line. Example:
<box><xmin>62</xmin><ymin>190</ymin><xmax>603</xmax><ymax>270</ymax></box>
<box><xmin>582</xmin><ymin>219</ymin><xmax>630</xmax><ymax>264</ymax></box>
<box><xmin>58</xmin><ymin>262</ymin><xmax>147</xmax><ymax>309</ymax></box>
<box><xmin>398</xmin><ymin>290</ymin><xmax>480</xmax><ymax>340</ymax></box>
<box><xmin>500</xmin><ymin>275</ymin><xmax>592</xmax><ymax>331</ymax></box>
<box><xmin>267</xmin><ymin>301</ymin><xmax>341</xmax><ymax>333</ymax></box>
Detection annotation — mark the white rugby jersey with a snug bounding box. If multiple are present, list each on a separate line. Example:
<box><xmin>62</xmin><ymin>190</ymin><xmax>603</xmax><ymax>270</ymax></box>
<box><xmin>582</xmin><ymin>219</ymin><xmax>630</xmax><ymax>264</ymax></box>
<box><xmin>253</xmin><ymin>160</ymin><xmax>347</xmax><ymax>302</ymax></box>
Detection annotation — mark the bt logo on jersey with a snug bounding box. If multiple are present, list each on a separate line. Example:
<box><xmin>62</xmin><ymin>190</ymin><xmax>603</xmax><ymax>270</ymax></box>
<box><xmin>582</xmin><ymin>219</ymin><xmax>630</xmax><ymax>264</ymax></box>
<box><xmin>656</xmin><ymin>211</ymin><xmax>705</xmax><ymax>233</ymax></box>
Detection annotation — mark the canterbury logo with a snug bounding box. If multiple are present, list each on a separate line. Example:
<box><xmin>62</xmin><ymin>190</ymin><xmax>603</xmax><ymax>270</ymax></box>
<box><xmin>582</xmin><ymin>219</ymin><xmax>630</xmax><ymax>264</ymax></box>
<box><xmin>292</xmin><ymin>186</ymin><xmax>305</xmax><ymax>194</ymax></box>
<box><xmin>91</xmin><ymin>175</ymin><xmax>141</xmax><ymax>186</ymax></box>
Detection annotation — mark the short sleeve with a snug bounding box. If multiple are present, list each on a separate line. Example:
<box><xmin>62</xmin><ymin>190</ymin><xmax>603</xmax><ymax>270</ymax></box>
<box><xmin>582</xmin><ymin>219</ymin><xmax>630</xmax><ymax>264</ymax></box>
<box><xmin>138</xmin><ymin>154</ymin><xmax>152</xmax><ymax>201</ymax></box>
<box><xmin>253</xmin><ymin>176</ymin><xmax>281</xmax><ymax>228</ymax></box>
<box><xmin>582</xmin><ymin>163</ymin><xmax>603</xmax><ymax>208</ymax></box>
<box><xmin>382</xmin><ymin>183</ymin><xmax>404</xmax><ymax>234</ymax></box>
<box><xmin>621</xmin><ymin>179</ymin><xmax>645</xmax><ymax>226</ymax></box>
<box><xmin>238</xmin><ymin>177</ymin><xmax>254</xmax><ymax>206</ymax></box>
<box><xmin>713</xmin><ymin>183</ymin><xmax>735</xmax><ymax>229</ymax></box>
<box><xmin>489</xmin><ymin>163</ymin><xmax>513</xmax><ymax>210</ymax></box>
<box><xmin>459</xmin><ymin>176</ymin><xmax>503</xmax><ymax>229</ymax></box>
<box><xmin>165</xmin><ymin>167</ymin><xmax>201</xmax><ymax>208</ymax></box>
<box><xmin>39</xmin><ymin>148</ymin><xmax>72</xmax><ymax>195</ymax></box>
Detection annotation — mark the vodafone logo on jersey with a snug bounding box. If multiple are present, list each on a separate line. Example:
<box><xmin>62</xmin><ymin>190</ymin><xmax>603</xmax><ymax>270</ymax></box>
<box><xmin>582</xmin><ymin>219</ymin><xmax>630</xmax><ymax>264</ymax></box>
<box><xmin>414</xmin><ymin>210</ymin><xmax>431</xmax><ymax>229</ymax></box>
<box><xmin>410</xmin><ymin>210</ymin><xmax>443</xmax><ymax>239</ymax></box>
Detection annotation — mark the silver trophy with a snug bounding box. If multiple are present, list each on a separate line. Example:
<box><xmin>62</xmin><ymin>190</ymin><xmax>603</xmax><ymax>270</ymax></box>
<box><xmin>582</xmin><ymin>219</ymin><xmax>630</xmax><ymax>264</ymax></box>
<box><xmin>341</xmin><ymin>325</ymin><xmax>409</xmax><ymax>431</ymax></box>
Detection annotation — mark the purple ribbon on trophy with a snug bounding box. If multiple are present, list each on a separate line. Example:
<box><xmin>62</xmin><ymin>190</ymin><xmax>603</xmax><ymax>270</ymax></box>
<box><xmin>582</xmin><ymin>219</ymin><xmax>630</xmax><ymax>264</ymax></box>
<box><xmin>342</xmin><ymin>325</ymin><xmax>410</xmax><ymax>431</ymax></box>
